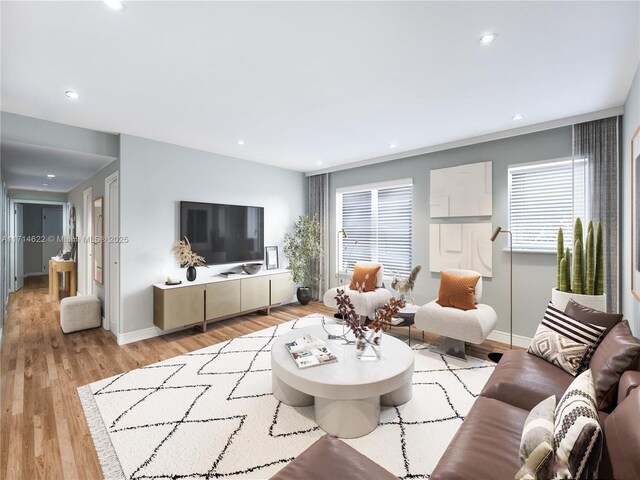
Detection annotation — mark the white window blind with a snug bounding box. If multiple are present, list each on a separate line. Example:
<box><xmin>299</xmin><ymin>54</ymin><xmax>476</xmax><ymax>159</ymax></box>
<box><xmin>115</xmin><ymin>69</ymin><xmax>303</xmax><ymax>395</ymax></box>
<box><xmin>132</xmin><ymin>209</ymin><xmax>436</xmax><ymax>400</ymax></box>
<box><xmin>338</xmin><ymin>181</ymin><xmax>413</xmax><ymax>276</ymax></box>
<box><xmin>508</xmin><ymin>158</ymin><xmax>587</xmax><ymax>252</ymax></box>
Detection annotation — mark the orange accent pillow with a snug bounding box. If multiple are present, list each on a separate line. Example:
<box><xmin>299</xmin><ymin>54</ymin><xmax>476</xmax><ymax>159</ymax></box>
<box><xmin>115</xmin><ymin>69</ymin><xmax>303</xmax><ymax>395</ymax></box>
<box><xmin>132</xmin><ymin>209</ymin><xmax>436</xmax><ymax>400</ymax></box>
<box><xmin>436</xmin><ymin>271</ymin><xmax>480</xmax><ymax>311</ymax></box>
<box><xmin>349</xmin><ymin>264</ymin><xmax>381</xmax><ymax>292</ymax></box>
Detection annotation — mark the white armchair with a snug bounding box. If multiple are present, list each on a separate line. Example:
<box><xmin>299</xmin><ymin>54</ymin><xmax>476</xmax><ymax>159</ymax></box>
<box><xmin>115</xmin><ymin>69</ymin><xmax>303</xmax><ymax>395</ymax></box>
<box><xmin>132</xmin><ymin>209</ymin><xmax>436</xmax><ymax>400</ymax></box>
<box><xmin>415</xmin><ymin>269</ymin><xmax>497</xmax><ymax>360</ymax></box>
<box><xmin>323</xmin><ymin>262</ymin><xmax>392</xmax><ymax>319</ymax></box>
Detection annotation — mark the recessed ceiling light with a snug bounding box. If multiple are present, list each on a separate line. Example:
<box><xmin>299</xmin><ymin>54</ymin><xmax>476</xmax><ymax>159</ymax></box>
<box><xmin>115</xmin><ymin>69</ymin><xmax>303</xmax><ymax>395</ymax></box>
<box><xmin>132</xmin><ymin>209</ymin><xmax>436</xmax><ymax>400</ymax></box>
<box><xmin>42</xmin><ymin>183</ymin><xmax>50</xmax><ymax>187</ymax></box>
<box><xmin>479</xmin><ymin>33</ymin><xmax>497</xmax><ymax>45</ymax></box>
<box><xmin>237</xmin><ymin>139</ymin><xmax>245</xmax><ymax>145</ymax></box>
<box><xmin>103</xmin><ymin>0</ymin><xmax>125</xmax><ymax>11</ymax></box>
<box><xmin>65</xmin><ymin>90</ymin><xmax>79</xmax><ymax>99</ymax></box>
<box><xmin>46</xmin><ymin>174</ymin><xmax>56</xmax><ymax>178</ymax></box>
<box><xmin>512</xmin><ymin>114</ymin><xmax>524</xmax><ymax>121</ymax></box>
<box><xmin>390</xmin><ymin>143</ymin><xmax>397</xmax><ymax>149</ymax></box>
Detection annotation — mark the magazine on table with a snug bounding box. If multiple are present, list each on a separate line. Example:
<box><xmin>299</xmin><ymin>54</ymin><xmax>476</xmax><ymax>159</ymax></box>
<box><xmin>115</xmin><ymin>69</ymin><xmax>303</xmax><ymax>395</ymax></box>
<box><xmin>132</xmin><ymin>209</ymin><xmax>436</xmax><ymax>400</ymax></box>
<box><xmin>285</xmin><ymin>333</ymin><xmax>338</xmax><ymax>369</ymax></box>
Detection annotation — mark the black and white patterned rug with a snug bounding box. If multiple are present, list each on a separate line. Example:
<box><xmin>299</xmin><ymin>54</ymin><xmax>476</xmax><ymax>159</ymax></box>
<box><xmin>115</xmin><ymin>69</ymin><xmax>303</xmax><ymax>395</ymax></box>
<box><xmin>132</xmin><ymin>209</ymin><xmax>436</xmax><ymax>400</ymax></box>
<box><xmin>78</xmin><ymin>314</ymin><xmax>494</xmax><ymax>479</ymax></box>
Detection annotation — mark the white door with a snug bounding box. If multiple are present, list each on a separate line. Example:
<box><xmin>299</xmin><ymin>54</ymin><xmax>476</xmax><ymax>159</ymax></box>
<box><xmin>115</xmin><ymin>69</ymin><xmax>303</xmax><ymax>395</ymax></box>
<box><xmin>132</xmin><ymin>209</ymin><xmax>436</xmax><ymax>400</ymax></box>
<box><xmin>42</xmin><ymin>207</ymin><xmax>63</xmax><ymax>274</ymax></box>
<box><xmin>14</xmin><ymin>203</ymin><xmax>24</xmax><ymax>291</ymax></box>
<box><xmin>106</xmin><ymin>173</ymin><xmax>119</xmax><ymax>335</ymax></box>
<box><xmin>83</xmin><ymin>188</ymin><xmax>93</xmax><ymax>295</ymax></box>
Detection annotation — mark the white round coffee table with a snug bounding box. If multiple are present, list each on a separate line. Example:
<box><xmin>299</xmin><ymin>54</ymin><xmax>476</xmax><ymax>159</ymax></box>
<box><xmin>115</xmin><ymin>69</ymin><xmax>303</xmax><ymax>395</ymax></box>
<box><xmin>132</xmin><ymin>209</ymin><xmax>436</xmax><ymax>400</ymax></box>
<box><xmin>271</xmin><ymin>324</ymin><xmax>414</xmax><ymax>438</ymax></box>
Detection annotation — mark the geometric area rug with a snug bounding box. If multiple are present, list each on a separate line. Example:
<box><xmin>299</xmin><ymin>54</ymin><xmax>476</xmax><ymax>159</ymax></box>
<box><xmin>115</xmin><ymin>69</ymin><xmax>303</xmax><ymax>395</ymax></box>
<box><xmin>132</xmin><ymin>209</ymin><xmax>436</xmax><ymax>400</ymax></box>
<box><xmin>78</xmin><ymin>314</ymin><xmax>495</xmax><ymax>479</ymax></box>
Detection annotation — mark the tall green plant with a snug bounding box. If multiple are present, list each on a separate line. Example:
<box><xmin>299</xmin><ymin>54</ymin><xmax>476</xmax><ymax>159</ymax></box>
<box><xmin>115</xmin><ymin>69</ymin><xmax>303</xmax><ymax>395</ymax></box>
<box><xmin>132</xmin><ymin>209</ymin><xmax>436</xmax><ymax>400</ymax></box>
<box><xmin>559</xmin><ymin>257</ymin><xmax>569</xmax><ymax>292</ymax></box>
<box><xmin>585</xmin><ymin>225</ymin><xmax>595</xmax><ymax>295</ymax></box>
<box><xmin>564</xmin><ymin>247</ymin><xmax>571</xmax><ymax>291</ymax></box>
<box><xmin>557</xmin><ymin>228</ymin><xmax>564</xmax><ymax>290</ymax></box>
<box><xmin>595</xmin><ymin>222</ymin><xmax>604</xmax><ymax>295</ymax></box>
<box><xmin>282</xmin><ymin>215</ymin><xmax>323</xmax><ymax>287</ymax></box>
<box><xmin>572</xmin><ymin>239</ymin><xmax>584</xmax><ymax>294</ymax></box>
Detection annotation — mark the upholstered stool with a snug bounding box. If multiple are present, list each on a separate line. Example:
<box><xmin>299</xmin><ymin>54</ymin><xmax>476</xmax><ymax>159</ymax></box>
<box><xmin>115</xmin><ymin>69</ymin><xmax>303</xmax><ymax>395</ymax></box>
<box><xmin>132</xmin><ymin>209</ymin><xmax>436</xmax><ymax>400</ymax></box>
<box><xmin>60</xmin><ymin>295</ymin><xmax>101</xmax><ymax>333</ymax></box>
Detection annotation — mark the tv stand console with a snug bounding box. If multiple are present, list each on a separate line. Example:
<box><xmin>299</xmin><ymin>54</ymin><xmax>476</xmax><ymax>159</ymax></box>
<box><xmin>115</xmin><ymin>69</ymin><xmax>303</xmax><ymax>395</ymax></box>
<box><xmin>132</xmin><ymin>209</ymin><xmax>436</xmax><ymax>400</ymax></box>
<box><xmin>153</xmin><ymin>269</ymin><xmax>293</xmax><ymax>332</ymax></box>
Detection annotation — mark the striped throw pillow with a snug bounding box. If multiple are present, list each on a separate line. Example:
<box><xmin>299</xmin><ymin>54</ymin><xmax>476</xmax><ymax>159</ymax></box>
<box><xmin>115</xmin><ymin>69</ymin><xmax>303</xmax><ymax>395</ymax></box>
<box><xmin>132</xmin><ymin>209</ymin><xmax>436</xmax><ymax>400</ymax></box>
<box><xmin>528</xmin><ymin>303</ymin><xmax>605</xmax><ymax>376</ymax></box>
<box><xmin>516</xmin><ymin>395</ymin><xmax>556</xmax><ymax>480</ymax></box>
<box><xmin>554</xmin><ymin>370</ymin><xmax>602</xmax><ymax>480</ymax></box>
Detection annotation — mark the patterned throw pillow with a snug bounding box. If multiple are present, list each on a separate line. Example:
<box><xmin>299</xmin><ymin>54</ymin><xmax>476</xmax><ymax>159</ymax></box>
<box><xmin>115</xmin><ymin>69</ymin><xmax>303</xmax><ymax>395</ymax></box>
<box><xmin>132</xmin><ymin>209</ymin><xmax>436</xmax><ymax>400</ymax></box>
<box><xmin>349</xmin><ymin>263</ymin><xmax>381</xmax><ymax>292</ymax></box>
<box><xmin>528</xmin><ymin>303</ymin><xmax>605</xmax><ymax>376</ymax></box>
<box><xmin>515</xmin><ymin>396</ymin><xmax>556</xmax><ymax>480</ymax></box>
<box><xmin>436</xmin><ymin>271</ymin><xmax>480</xmax><ymax>311</ymax></box>
<box><xmin>553</xmin><ymin>370</ymin><xmax>603</xmax><ymax>480</ymax></box>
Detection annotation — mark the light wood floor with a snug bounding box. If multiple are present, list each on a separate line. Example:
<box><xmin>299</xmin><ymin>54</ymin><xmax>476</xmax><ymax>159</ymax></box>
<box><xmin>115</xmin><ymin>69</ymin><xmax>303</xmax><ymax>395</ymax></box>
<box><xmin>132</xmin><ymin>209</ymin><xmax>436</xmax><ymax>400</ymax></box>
<box><xmin>0</xmin><ymin>276</ymin><xmax>511</xmax><ymax>480</ymax></box>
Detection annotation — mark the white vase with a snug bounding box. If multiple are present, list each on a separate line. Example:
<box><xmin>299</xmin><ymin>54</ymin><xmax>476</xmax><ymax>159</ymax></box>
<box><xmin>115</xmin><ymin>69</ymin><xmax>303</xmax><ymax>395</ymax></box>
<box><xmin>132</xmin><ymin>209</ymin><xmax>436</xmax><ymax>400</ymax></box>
<box><xmin>551</xmin><ymin>288</ymin><xmax>607</xmax><ymax>312</ymax></box>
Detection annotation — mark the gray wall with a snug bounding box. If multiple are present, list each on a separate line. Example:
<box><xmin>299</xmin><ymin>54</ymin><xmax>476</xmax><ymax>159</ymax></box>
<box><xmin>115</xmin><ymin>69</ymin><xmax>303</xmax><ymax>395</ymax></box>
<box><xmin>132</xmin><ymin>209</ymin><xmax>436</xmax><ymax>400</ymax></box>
<box><xmin>328</xmin><ymin>127</ymin><xmax>572</xmax><ymax>339</ymax></box>
<box><xmin>119</xmin><ymin>135</ymin><xmax>306</xmax><ymax>334</ymax></box>
<box><xmin>67</xmin><ymin>159</ymin><xmax>120</xmax><ymax>309</ymax></box>
<box><xmin>621</xmin><ymin>64</ymin><xmax>640</xmax><ymax>335</ymax></box>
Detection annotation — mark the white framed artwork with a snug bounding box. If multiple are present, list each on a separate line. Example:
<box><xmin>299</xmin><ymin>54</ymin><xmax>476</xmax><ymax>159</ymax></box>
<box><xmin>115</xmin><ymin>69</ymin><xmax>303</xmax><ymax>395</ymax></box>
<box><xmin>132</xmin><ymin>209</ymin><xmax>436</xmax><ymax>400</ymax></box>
<box><xmin>430</xmin><ymin>161</ymin><xmax>492</xmax><ymax>218</ymax></box>
<box><xmin>429</xmin><ymin>222</ymin><xmax>493</xmax><ymax>277</ymax></box>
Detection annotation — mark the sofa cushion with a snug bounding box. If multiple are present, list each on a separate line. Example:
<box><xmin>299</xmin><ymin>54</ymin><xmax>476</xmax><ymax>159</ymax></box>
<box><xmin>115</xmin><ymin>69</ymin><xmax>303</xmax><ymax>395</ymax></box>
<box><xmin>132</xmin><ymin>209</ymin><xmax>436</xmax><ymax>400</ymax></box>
<box><xmin>430</xmin><ymin>397</ymin><xmax>527</xmax><ymax>480</ymax></box>
<box><xmin>436</xmin><ymin>271</ymin><xmax>479</xmax><ymax>311</ymax></box>
<box><xmin>481</xmin><ymin>350</ymin><xmax>573</xmax><ymax>412</ymax></box>
<box><xmin>564</xmin><ymin>299</ymin><xmax>622</xmax><ymax>334</ymax></box>
<box><xmin>349</xmin><ymin>263</ymin><xmax>381</xmax><ymax>292</ymax></box>
<box><xmin>601</xmin><ymin>386</ymin><xmax>640</xmax><ymax>480</ymax></box>
<box><xmin>270</xmin><ymin>434</ymin><xmax>397</xmax><ymax>480</ymax></box>
<box><xmin>589</xmin><ymin>320</ymin><xmax>640</xmax><ymax>411</ymax></box>
<box><xmin>528</xmin><ymin>303</ymin><xmax>604</xmax><ymax>376</ymax></box>
<box><xmin>516</xmin><ymin>395</ymin><xmax>556</xmax><ymax>480</ymax></box>
<box><xmin>553</xmin><ymin>370</ymin><xmax>602</xmax><ymax>480</ymax></box>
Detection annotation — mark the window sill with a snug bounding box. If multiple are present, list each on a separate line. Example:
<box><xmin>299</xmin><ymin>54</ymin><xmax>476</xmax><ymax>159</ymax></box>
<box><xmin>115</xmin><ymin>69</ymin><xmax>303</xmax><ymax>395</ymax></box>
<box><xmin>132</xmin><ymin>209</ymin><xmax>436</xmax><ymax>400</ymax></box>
<box><xmin>502</xmin><ymin>248</ymin><xmax>556</xmax><ymax>254</ymax></box>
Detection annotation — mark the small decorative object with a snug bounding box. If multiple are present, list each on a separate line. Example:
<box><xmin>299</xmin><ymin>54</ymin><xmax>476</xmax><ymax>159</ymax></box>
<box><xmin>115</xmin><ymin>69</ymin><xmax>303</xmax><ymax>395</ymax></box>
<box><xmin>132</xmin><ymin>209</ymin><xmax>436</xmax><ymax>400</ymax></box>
<box><xmin>390</xmin><ymin>265</ymin><xmax>422</xmax><ymax>303</ymax></box>
<box><xmin>62</xmin><ymin>251</ymin><xmax>71</xmax><ymax>261</ymax></box>
<box><xmin>334</xmin><ymin>289</ymin><xmax>404</xmax><ymax>360</ymax></box>
<box><xmin>171</xmin><ymin>237</ymin><xmax>207</xmax><ymax>282</ymax></box>
<box><xmin>265</xmin><ymin>246</ymin><xmax>279</xmax><ymax>270</ymax></box>
<box><xmin>553</xmin><ymin>218</ymin><xmax>606</xmax><ymax>311</ymax></box>
<box><xmin>283</xmin><ymin>215</ymin><xmax>323</xmax><ymax>305</ymax></box>
<box><xmin>165</xmin><ymin>276</ymin><xmax>182</xmax><ymax>286</ymax></box>
<box><xmin>242</xmin><ymin>263</ymin><xmax>262</xmax><ymax>275</ymax></box>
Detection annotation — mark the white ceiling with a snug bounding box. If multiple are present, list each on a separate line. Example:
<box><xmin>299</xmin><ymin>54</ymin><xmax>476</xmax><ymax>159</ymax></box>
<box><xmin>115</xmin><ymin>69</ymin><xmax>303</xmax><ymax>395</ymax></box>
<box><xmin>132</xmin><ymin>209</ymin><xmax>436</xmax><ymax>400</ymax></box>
<box><xmin>1</xmin><ymin>1</ymin><xmax>638</xmax><ymax>173</ymax></box>
<box><xmin>1</xmin><ymin>141</ymin><xmax>116</xmax><ymax>192</ymax></box>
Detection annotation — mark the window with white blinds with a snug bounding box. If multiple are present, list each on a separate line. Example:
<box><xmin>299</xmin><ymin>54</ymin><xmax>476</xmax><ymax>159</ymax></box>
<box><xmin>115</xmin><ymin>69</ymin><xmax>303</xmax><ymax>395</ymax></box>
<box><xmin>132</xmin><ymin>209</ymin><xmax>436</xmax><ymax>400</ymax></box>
<box><xmin>337</xmin><ymin>180</ymin><xmax>413</xmax><ymax>276</ymax></box>
<box><xmin>508</xmin><ymin>158</ymin><xmax>587</xmax><ymax>252</ymax></box>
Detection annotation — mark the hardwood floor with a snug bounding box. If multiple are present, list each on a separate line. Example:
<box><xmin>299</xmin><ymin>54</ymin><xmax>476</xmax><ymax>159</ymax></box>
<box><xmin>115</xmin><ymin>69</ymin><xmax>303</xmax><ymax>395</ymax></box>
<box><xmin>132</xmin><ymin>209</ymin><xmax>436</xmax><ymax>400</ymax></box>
<box><xmin>0</xmin><ymin>276</ymin><xmax>511</xmax><ymax>479</ymax></box>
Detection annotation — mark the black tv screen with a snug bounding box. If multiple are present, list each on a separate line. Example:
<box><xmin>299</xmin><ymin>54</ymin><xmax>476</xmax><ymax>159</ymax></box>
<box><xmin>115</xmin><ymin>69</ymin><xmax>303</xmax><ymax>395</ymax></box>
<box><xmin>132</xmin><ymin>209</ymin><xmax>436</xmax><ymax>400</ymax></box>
<box><xmin>179</xmin><ymin>201</ymin><xmax>264</xmax><ymax>265</ymax></box>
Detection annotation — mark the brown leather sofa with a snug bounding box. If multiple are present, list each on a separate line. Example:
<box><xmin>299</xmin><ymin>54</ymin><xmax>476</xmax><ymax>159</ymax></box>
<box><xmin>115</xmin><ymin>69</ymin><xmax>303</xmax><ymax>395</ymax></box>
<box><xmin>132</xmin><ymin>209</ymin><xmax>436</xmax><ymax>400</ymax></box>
<box><xmin>430</xmin><ymin>349</ymin><xmax>640</xmax><ymax>480</ymax></box>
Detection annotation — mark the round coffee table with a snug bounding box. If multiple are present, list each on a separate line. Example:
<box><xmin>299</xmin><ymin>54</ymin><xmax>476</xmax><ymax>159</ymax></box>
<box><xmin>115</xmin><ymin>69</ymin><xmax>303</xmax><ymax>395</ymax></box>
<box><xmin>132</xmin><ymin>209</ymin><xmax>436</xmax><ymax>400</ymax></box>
<box><xmin>271</xmin><ymin>325</ymin><xmax>414</xmax><ymax>438</ymax></box>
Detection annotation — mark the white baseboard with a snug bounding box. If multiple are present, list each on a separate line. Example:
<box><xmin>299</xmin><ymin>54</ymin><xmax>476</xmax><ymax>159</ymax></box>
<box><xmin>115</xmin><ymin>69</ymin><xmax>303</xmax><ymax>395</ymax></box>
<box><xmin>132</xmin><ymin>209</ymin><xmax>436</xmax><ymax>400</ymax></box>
<box><xmin>0</xmin><ymin>327</ymin><xmax>3</xmax><ymax>349</ymax></box>
<box><xmin>487</xmin><ymin>330</ymin><xmax>532</xmax><ymax>349</ymax></box>
<box><xmin>117</xmin><ymin>324</ymin><xmax>190</xmax><ymax>346</ymax></box>
<box><xmin>102</xmin><ymin>316</ymin><xmax>108</xmax><ymax>330</ymax></box>
<box><xmin>24</xmin><ymin>272</ymin><xmax>45</xmax><ymax>277</ymax></box>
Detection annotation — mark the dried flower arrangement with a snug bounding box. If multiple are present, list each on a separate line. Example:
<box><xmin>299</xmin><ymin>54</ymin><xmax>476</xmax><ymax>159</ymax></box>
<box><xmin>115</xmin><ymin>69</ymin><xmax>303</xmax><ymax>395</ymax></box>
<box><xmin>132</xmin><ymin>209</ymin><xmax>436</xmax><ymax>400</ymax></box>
<box><xmin>370</xmin><ymin>297</ymin><xmax>406</xmax><ymax>332</ymax></box>
<box><xmin>334</xmin><ymin>289</ymin><xmax>405</xmax><ymax>337</ymax></box>
<box><xmin>171</xmin><ymin>237</ymin><xmax>206</xmax><ymax>267</ymax></box>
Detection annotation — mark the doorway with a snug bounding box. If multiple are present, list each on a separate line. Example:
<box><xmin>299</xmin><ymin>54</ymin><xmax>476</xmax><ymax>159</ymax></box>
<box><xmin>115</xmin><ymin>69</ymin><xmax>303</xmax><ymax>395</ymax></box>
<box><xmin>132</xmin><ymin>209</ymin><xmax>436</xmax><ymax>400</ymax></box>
<box><xmin>10</xmin><ymin>200</ymin><xmax>67</xmax><ymax>292</ymax></box>
<box><xmin>82</xmin><ymin>187</ymin><xmax>93</xmax><ymax>295</ymax></box>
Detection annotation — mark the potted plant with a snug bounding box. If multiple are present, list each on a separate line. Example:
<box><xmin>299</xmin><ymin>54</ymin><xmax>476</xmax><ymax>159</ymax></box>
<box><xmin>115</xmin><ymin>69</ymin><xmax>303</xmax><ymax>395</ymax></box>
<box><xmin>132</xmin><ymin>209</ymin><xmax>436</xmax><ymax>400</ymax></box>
<box><xmin>283</xmin><ymin>215</ymin><xmax>323</xmax><ymax>305</ymax></box>
<box><xmin>171</xmin><ymin>237</ymin><xmax>207</xmax><ymax>282</ymax></box>
<box><xmin>552</xmin><ymin>218</ymin><xmax>606</xmax><ymax>311</ymax></box>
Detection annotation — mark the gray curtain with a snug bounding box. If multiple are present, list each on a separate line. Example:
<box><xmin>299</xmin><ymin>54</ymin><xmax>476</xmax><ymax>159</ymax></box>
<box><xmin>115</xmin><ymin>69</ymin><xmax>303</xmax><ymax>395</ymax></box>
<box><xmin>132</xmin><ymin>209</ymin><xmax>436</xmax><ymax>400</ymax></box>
<box><xmin>308</xmin><ymin>174</ymin><xmax>329</xmax><ymax>300</ymax></box>
<box><xmin>573</xmin><ymin>117</ymin><xmax>619</xmax><ymax>312</ymax></box>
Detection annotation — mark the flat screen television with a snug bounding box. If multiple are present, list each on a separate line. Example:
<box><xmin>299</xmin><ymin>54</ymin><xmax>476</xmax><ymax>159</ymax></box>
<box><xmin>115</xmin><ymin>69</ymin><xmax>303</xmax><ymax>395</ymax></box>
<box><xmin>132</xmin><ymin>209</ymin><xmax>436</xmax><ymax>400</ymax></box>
<box><xmin>179</xmin><ymin>201</ymin><xmax>264</xmax><ymax>265</ymax></box>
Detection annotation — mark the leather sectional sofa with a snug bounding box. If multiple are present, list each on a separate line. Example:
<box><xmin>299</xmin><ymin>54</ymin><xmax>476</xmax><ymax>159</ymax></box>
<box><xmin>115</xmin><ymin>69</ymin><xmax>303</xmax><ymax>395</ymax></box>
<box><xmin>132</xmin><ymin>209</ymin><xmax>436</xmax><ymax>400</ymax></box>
<box><xmin>430</xmin><ymin>349</ymin><xmax>640</xmax><ymax>479</ymax></box>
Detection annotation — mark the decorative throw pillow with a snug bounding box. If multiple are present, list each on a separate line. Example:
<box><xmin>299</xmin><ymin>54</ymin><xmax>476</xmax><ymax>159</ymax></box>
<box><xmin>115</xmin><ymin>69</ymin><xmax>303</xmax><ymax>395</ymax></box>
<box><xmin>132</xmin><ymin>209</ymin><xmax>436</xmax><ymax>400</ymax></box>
<box><xmin>553</xmin><ymin>370</ymin><xmax>603</xmax><ymax>480</ymax></box>
<box><xmin>564</xmin><ymin>300</ymin><xmax>622</xmax><ymax>333</ymax></box>
<box><xmin>349</xmin><ymin>263</ymin><xmax>381</xmax><ymax>292</ymax></box>
<box><xmin>436</xmin><ymin>271</ymin><xmax>479</xmax><ymax>311</ymax></box>
<box><xmin>528</xmin><ymin>303</ymin><xmax>604</xmax><ymax>376</ymax></box>
<box><xmin>588</xmin><ymin>320</ymin><xmax>640</xmax><ymax>411</ymax></box>
<box><xmin>515</xmin><ymin>395</ymin><xmax>556</xmax><ymax>480</ymax></box>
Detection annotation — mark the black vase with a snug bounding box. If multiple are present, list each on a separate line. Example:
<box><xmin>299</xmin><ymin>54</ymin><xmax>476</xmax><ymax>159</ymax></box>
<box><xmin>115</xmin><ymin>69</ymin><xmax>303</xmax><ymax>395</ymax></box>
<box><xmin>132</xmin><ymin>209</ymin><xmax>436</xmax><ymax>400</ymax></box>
<box><xmin>186</xmin><ymin>266</ymin><xmax>197</xmax><ymax>282</ymax></box>
<box><xmin>296</xmin><ymin>287</ymin><xmax>312</xmax><ymax>305</ymax></box>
